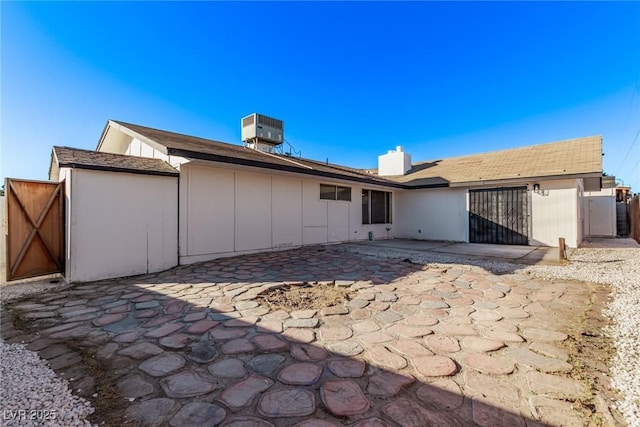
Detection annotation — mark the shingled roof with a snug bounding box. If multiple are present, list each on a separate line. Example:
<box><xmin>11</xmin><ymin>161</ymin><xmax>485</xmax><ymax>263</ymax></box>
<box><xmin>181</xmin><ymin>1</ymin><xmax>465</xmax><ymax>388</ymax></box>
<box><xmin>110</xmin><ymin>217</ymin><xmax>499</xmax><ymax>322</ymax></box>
<box><xmin>102</xmin><ymin>120</ymin><xmax>602</xmax><ymax>189</ymax></box>
<box><xmin>107</xmin><ymin>121</ymin><xmax>403</xmax><ymax>188</ymax></box>
<box><xmin>395</xmin><ymin>135</ymin><xmax>603</xmax><ymax>187</ymax></box>
<box><xmin>52</xmin><ymin>146</ymin><xmax>179</xmax><ymax>177</ymax></box>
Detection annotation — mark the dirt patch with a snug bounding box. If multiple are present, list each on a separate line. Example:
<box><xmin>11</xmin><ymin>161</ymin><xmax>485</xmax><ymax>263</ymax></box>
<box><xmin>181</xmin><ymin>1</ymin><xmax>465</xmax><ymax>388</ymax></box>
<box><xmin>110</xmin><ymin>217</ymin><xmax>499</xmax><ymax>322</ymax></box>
<box><xmin>256</xmin><ymin>282</ymin><xmax>356</xmax><ymax>312</ymax></box>
<box><xmin>66</xmin><ymin>342</ymin><xmax>140</xmax><ymax>427</ymax></box>
<box><xmin>560</xmin><ymin>282</ymin><xmax>626</xmax><ymax>426</ymax></box>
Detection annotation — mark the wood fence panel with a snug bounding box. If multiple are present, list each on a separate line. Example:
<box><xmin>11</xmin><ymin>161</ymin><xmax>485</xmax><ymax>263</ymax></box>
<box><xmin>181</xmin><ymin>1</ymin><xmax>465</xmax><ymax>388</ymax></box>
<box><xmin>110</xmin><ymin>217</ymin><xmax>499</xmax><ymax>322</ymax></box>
<box><xmin>6</xmin><ymin>179</ymin><xmax>64</xmax><ymax>281</ymax></box>
<box><xmin>630</xmin><ymin>195</ymin><xmax>640</xmax><ymax>244</ymax></box>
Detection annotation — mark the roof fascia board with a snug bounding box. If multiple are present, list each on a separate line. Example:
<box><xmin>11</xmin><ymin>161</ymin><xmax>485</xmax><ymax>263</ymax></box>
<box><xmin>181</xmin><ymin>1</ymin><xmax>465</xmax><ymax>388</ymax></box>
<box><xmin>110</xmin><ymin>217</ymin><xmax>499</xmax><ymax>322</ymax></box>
<box><xmin>403</xmin><ymin>183</ymin><xmax>451</xmax><ymax>189</ymax></box>
<box><xmin>48</xmin><ymin>149</ymin><xmax>59</xmax><ymax>181</ymax></box>
<box><xmin>169</xmin><ymin>148</ymin><xmax>407</xmax><ymax>189</ymax></box>
<box><xmin>446</xmin><ymin>172</ymin><xmax>603</xmax><ymax>188</ymax></box>
<box><xmin>95</xmin><ymin>121</ymin><xmax>111</xmax><ymax>151</ymax></box>
<box><xmin>57</xmin><ymin>162</ymin><xmax>179</xmax><ymax>178</ymax></box>
<box><xmin>101</xmin><ymin>121</ymin><xmax>169</xmax><ymax>155</ymax></box>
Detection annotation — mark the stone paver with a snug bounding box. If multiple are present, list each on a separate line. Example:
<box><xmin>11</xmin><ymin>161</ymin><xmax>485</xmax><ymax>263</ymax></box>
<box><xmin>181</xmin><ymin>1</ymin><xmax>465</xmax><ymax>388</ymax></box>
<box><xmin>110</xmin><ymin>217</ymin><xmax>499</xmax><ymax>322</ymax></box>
<box><xmin>412</xmin><ymin>355</ymin><xmax>458</xmax><ymax>377</ymax></box>
<box><xmin>209</xmin><ymin>327</ymin><xmax>247</xmax><ymax>340</ymax></box>
<box><xmin>208</xmin><ymin>358</ymin><xmax>248</xmax><ymax>378</ymax></box>
<box><xmin>529</xmin><ymin>396</ymin><xmax>585</xmax><ymax>426</ymax></box>
<box><xmin>247</xmin><ymin>354</ymin><xmax>286</xmax><ymax>375</ymax></box>
<box><xmin>321</xmin><ymin>380</ymin><xmax>370</xmax><ymax>416</ymax></box>
<box><xmin>472</xmin><ymin>397</ymin><xmax>526</xmax><ymax>427</ymax></box>
<box><xmin>139</xmin><ymin>353</ymin><xmax>186</xmax><ymax>376</ymax></box>
<box><xmin>278</xmin><ymin>363</ymin><xmax>323</xmax><ymax>385</ymax></box>
<box><xmin>169</xmin><ymin>402</ymin><xmax>227</xmax><ymax>427</ymax></box>
<box><xmin>252</xmin><ymin>334</ymin><xmax>289</xmax><ymax>351</ymax></box>
<box><xmin>92</xmin><ymin>313</ymin><xmax>128</xmax><ymax>326</ymax></box>
<box><xmin>424</xmin><ymin>335</ymin><xmax>461</xmax><ymax>353</ymax></box>
<box><xmin>258</xmin><ymin>389</ymin><xmax>316</xmax><ymax>417</ymax></box>
<box><xmin>521</xmin><ymin>327</ymin><xmax>569</xmax><ymax>342</ymax></box>
<box><xmin>117</xmin><ymin>373</ymin><xmax>154</xmax><ymax>398</ymax></box>
<box><xmin>319</xmin><ymin>326</ymin><xmax>353</xmax><ymax>341</ymax></box>
<box><xmin>160</xmin><ymin>371</ymin><xmax>217</xmax><ymax>398</ymax></box>
<box><xmin>367</xmin><ymin>345</ymin><xmax>407</xmax><ymax>370</ymax></box>
<box><xmin>188</xmin><ymin>342</ymin><xmax>219</xmax><ymax>363</ymax></box>
<box><xmin>221</xmin><ymin>338</ymin><xmax>255</xmax><ymax>354</ymax></box>
<box><xmin>4</xmin><ymin>245</ymin><xmax>610</xmax><ymax>427</ymax></box>
<box><xmin>145</xmin><ymin>322</ymin><xmax>184</xmax><ymax>338</ymax></box>
<box><xmin>367</xmin><ymin>371</ymin><xmax>415</xmax><ymax>397</ymax></box>
<box><xmin>284</xmin><ymin>318</ymin><xmax>319</xmax><ymax>328</ymax></box>
<box><xmin>159</xmin><ymin>333</ymin><xmax>191</xmax><ymax>349</ymax></box>
<box><xmin>464</xmin><ymin>370</ymin><xmax>521</xmax><ymax>404</ymax></box>
<box><xmin>527</xmin><ymin>371</ymin><xmax>588</xmax><ymax>399</ymax></box>
<box><xmin>124</xmin><ymin>398</ymin><xmax>179</xmax><ymax>427</ymax></box>
<box><xmin>291</xmin><ymin>343</ymin><xmax>328</xmax><ymax>361</ymax></box>
<box><xmin>461</xmin><ymin>336</ymin><xmax>505</xmax><ymax>352</ymax></box>
<box><xmin>382</xmin><ymin>398</ymin><xmax>453</xmax><ymax>426</ymax></box>
<box><xmin>117</xmin><ymin>342</ymin><xmax>164</xmax><ymax>359</ymax></box>
<box><xmin>185</xmin><ymin>319</ymin><xmax>220</xmax><ymax>334</ymax></box>
<box><xmin>218</xmin><ymin>375</ymin><xmax>274</xmax><ymax>410</ymax></box>
<box><xmin>461</xmin><ymin>352</ymin><xmax>515</xmax><ymax>375</ymax></box>
<box><xmin>415</xmin><ymin>378</ymin><xmax>464</xmax><ymax>409</ymax></box>
<box><xmin>506</xmin><ymin>348</ymin><xmax>573</xmax><ymax>373</ymax></box>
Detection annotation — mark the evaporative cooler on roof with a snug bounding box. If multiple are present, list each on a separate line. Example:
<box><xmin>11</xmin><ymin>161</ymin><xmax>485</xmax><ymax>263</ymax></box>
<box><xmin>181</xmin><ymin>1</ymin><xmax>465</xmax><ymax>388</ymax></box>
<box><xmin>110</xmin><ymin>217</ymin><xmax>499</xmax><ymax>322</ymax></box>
<box><xmin>241</xmin><ymin>113</ymin><xmax>284</xmax><ymax>149</ymax></box>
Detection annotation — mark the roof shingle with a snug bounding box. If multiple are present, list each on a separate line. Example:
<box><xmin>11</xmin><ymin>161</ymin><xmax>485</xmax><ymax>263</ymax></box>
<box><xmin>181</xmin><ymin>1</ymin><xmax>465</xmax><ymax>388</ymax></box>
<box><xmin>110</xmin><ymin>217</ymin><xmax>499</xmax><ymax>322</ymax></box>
<box><xmin>394</xmin><ymin>136</ymin><xmax>603</xmax><ymax>186</ymax></box>
<box><xmin>53</xmin><ymin>146</ymin><xmax>179</xmax><ymax>177</ymax></box>
<box><xmin>107</xmin><ymin>121</ymin><xmax>602</xmax><ymax>188</ymax></box>
<box><xmin>110</xmin><ymin>121</ymin><xmax>401</xmax><ymax>187</ymax></box>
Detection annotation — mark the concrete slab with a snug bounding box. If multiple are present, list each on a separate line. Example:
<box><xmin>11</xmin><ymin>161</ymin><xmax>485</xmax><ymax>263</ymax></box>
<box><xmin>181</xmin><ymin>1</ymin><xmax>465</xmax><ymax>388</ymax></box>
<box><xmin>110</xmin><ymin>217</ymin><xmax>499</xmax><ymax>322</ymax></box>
<box><xmin>354</xmin><ymin>240</ymin><xmax>454</xmax><ymax>251</ymax></box>
<box><xmin>430</xmin><ymin>243</ymin><xmax>535</xmax><ymax>259</ymax></box>
<box><xmin>352</xmin><ymin>239</ymin><xmax>565</xmax><ymax>265</ymax></box>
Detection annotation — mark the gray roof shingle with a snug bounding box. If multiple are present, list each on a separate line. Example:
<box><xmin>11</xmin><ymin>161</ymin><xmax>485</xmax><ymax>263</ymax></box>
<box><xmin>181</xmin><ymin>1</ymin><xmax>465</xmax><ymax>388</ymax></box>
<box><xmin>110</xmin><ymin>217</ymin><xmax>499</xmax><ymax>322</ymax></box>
<box><xmin>110</xmin><ymin>120</ymin><xmax>402</xmax><ymax>187</ymax></box>
<box><xmin>53</xmin><ymin>146</ymin><xmax>179</xmax><ymax>177</ymax></box>
<box><xmin>106</xmin><ymin>120</ymin><xmax>603</xmax><ymax>188</ymax></box>
<box><xmin>394</xmin><ymin>135</ymin><xmax>603</xmax><ymax>186</ymax></box>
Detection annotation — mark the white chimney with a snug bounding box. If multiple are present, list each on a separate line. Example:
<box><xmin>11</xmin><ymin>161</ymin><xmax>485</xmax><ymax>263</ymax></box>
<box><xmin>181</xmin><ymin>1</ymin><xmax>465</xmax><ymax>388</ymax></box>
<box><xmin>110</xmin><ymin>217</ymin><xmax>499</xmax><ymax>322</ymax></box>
<box><xmin>378</xmin><ymin>146</ymin><xmax>412</xmax><ymax>176</ymax></box>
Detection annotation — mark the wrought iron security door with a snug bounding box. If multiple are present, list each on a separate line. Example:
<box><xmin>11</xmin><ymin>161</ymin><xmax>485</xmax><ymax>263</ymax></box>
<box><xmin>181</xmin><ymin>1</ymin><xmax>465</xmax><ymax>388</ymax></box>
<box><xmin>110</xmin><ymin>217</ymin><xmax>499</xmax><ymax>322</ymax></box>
<box><xmin>469</xmin><ymin>187</ymin><xmax>528</xmax><ymax>245</ymax></box>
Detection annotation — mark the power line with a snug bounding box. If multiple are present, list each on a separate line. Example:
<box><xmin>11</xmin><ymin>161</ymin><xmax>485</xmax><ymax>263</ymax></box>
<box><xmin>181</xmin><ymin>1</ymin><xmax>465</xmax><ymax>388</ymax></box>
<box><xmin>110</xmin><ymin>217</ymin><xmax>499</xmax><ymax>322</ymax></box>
<box><xmin>615</xmin><ymin>77</ymin><xmax>640</xmax><ymax>175</ymax></box>
<box><xmin>628</xmin><ymin>156</ymin><xmax>640</xmax><ymax>176</ymax></box>
<box><xmin>616</xmin><ymin>127</ymin><xmax>640</xmax><ymax>176</ymax></box>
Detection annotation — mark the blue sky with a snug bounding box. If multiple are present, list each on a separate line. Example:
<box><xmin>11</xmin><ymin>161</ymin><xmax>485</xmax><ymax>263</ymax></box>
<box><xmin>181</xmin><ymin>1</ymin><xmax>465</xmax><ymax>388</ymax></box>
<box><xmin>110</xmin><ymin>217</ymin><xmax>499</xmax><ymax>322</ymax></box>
<box><xmin>2</xmin><ymin>2</ymin><xmax>639</xmax><ymax>190</ymax></box>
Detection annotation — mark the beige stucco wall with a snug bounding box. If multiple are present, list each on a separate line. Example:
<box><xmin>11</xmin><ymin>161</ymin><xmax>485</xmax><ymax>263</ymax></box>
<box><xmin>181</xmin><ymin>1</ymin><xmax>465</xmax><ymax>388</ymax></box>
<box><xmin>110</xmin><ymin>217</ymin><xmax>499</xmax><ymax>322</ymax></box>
<box><xmin>62</xmin><ymin>168</ymin><xmax>178</xmax><ymax>282</ymax></box>
<box><xmin>394</xmin><ymin>188</ymin><xmax>468</xmax><ymax>242</ymax></box>
<box><xmin>179</xmin><ymin>162</ymin><xmax>395</xmax><ymax>264</ymax></box>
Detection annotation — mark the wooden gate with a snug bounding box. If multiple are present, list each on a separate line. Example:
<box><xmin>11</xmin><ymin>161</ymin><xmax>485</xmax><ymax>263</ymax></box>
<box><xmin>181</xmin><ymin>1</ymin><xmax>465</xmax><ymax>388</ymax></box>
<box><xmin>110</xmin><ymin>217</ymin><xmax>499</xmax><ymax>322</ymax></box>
<box><xmin>5</xmin><ymin>179</ymin><xmax>64</xmax><ymax>281</ymax></box>
<box><xmin>469</xmin><ymin>187</ymin><xmax>529</xmax><ymax>245</ymax></box>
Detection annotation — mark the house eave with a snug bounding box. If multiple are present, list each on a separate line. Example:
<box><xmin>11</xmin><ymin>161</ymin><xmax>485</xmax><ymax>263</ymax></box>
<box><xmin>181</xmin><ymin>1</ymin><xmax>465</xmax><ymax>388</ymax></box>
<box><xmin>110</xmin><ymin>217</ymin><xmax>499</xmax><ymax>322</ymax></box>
<box><xmin>99</xmin><ymin>120</ymin><xmax>170</xmax><ymax>155</ymax></box>
<box><xmin>57</xmin><ymin>162</ymin><xmax>179</xmax><ymax>178</ymax></box>
<box><xmin>167</xmin><ymin>147</ymin><xmax>408</xmax><ymax>189</ymax></box>
<box><xmin>446</xmin><ymin>172</ymin><xmax>603</xmax><ymax>188</ymax></box>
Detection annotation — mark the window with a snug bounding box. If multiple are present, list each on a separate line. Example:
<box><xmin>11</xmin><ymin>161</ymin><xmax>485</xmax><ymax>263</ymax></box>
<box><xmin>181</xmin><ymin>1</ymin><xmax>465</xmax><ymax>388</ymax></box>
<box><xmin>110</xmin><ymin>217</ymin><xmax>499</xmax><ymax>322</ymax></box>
<box><xmin>320</xmin><ymin>184</ymin><xmax>351</xmax><ymax>201</ymax></box>
<box><xmin>362</xmin><ymin>189</ymin><xmax>392</xmax><ymax>224</ymax></box>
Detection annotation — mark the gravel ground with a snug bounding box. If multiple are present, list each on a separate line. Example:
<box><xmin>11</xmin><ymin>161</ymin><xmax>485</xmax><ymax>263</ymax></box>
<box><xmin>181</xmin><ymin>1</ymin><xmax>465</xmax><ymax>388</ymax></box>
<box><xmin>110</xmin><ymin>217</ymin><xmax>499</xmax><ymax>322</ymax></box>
<box><xmin>0</xmin><ymin>279</ymin><xmax>91</xmax><ymax>427</ymax></box>
<box><xmin>0</xmin><ymin>340</ymin><xmax>95</xmax><ymax>427</ymax></box>
<box><xmin>345</xmin><ymin>238</ymin><xmax>640</xmax><ymax>427</ymax></box>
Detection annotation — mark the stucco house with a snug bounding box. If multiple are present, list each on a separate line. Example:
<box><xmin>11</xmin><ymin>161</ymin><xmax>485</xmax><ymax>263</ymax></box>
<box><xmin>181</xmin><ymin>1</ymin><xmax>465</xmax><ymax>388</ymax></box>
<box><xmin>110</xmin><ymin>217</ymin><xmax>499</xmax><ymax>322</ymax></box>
<box><xmin>48</xmin><ymin>116</ymin><xmax>604</xmax><ymax>282</ymax></box>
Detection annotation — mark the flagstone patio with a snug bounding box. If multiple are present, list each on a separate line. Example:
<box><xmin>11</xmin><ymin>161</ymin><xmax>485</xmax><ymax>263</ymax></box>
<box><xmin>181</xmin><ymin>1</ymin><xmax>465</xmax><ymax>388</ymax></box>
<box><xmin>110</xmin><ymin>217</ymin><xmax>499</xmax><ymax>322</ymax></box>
<box><xmin>1</xmin><ymin>245</ymin><xmax>616</xmax><ymax>426</ymax></box>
